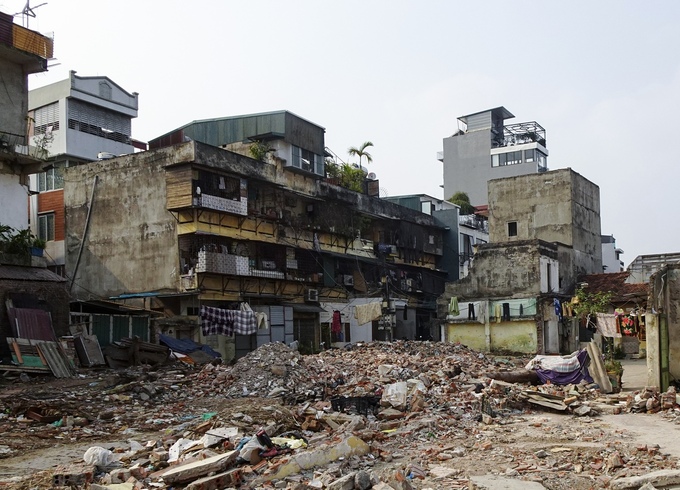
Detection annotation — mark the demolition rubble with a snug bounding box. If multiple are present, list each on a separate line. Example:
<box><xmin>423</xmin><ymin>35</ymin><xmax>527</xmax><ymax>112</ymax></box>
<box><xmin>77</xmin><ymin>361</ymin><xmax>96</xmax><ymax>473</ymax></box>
<box><xmin>0</xmin><ymin>341</ymin><xmax>679</xmax><ymax>490</ymax></box>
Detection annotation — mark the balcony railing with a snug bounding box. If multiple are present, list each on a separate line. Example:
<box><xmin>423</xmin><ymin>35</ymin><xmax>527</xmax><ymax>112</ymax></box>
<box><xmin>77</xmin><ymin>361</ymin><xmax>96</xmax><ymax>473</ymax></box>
<box><xmin>492</xmin><ymin>121</ymin><xmax>546</xmax><ymax>149</ymax></box>
<box><xmin>459</xmin><ymin>215</ymin><xmax>488</xmax><ymax>233</ymax></box>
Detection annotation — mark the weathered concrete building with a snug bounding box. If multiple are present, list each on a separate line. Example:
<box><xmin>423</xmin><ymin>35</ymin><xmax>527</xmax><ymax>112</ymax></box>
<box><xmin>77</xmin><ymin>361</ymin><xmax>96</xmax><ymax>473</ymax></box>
<box><xmin>488</xmin><ymin>167</ymin><xmax>602</xmax><ymax>280</ymax></box>
<box><xmin>0</xmin><ymin>11</ymin><xmax>53</xmax><ymax>230</ymax></box>
<box><xmin>438</xmin><ymin>168</ymin><xmax>602</xmax><ymax>354</ymax></box>
<box><xmin>27</xmin><ymin>71</ymin><xmax>142</xmax><ymax>276</ymax></box>
<box><xmin>0</xmin><ymin>12</ymin><xmax>68</xmax><ymax>359</ymax></box>
<box><xmin>65</xmin><ymin>133</ymin><xmax>448</xmax><ymax>359</ymax></box>
<box><xmin>440</xmin><ymin>106</ymin><xmax>549</xmax><ymax>206</ymax></box>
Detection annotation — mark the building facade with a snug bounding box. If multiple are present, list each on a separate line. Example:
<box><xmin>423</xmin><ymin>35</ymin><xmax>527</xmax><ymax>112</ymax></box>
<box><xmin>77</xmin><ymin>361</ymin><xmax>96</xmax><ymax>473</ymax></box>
<box><xmin>601</xmin><ymin>234</ymin><xmax>624</xmax><ymax>273</ymax></box>
<box><xmin>27</xmin><ymin>71</ymin><xmax>141</xmax><ymax>275</ymax></box>
<box><xmin>438</xmin><ymin>168</ymin><xmax>602</xmax><ymax>355</ymax></box>
<box><xmin>0</xmin><ymin>11</ymin><xmax>53</xmax><ymax>230</ymax></box>
<box><xmin>64</xmin><ymin>132</ymin><xmax>448</xmax><ymax>359</ymax></box>
<box><xmin>440</xmin><ymin>106</ymin><xmax>549</xmax><ymax>206</ymax></box>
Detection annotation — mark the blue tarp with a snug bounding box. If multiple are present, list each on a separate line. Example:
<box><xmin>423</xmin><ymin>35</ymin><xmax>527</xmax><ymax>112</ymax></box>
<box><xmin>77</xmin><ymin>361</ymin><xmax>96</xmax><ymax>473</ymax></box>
<box><xmin>159</xmin><ymin>334</ymin><xmax>221</xmax><ymax>358</ymax></box>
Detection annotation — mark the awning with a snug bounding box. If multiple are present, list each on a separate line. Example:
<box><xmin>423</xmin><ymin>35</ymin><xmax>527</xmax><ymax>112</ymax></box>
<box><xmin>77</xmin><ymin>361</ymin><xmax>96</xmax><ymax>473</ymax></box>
<box><xmin>282</xmin><ymin>303</ymin><xmax>327</xmax><ymax>313</ymax></box>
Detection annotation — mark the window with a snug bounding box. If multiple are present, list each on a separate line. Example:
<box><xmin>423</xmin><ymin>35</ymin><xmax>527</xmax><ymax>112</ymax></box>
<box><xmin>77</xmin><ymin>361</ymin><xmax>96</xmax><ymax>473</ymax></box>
<box><xmin>524</xmin><ymin>149</ymin><xmax>535</xmax><ymax>163</ymax></box>
<box><xmin>291</xmin><ymin>146</ymin><xmax>324</xmax><ymax>176</ymax></box>
<box><xmin>33</xmin><ymin>102</ymin><xmax>60</xmax><ymax>135</ymax></box>
<box><xmin>68</xmin><ymin>99</ymin><xmax>131</xmax><ymax>144</ymax></box>
<box><xmin>38</xmin><ymin>166</ymin><xmax>64</xmax><ymax>192</ymax></box>
<box><xmin>507</xmin><ymin>221</ymin><xmax>517</xmax><ymax>237</ymax></box>
<box><xmin>536</xmin><ymin>150</ymin><xmax>547</xmax><ymax>171</ymax></box>
<box><xmin>38</xmin><ymin>213</ymin><xmax>55</xmax><ymax>241</ymax></box>
<box><xmin>491</xmin><ymin>150</ymin><xmax>523</xmax><ymax>167</ymax></box>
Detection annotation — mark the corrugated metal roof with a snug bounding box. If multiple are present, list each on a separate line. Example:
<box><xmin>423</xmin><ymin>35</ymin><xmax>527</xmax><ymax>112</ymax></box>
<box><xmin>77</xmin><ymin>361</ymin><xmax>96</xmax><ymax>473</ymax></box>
<box><xmin>0</xmin><ymin>265</ymin><xmax>66</xmax><ymax>282</ymax></box>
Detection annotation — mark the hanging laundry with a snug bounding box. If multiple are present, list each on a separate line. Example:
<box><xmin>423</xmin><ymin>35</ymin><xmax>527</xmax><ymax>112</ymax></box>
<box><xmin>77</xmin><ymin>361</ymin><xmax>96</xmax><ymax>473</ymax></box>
<box><xmin>494</xmin><ymin>304</ymin><xmax>502</xmax><ymax>323</ymax></box>
<box><xmin>233</xmin><ymin>310</ymin><xmax>257</xmax><ymax>335</ymax></box>
<box><xmin>477</xmin><ymin>301</ymin><xmax>487</xmax><ymax>324</ymax></box>
<box><xmin>502</xmin><ymin>303</ymin><xmax>511</xmax><ymax>321</ymax></box>
<box><xmin>354</xmin><ymin>302</ymin><xmax>382</xmax><ymax>325</ymax></box>
<box><xmin>331</xmin><ymin>310</ymin><xmax>342</xmax><ymax>334</ymax></box>
<box><xmin>596</xmin><ymin>313</ymin><xmax>621</xmax><ymax>338</ymax></box>
<box><xmin>468</xmin><ymin>303</ymin><xmax>476</xmax><ymax>320</ymax></box>
<box><xmin>200</xmin><ymin>305</ymin><xmax>257</xmax><ymax>336</ymax></box>
<box><xmin>554</xmin><ymin>298</ymin><xmax>562</xmax><ymax>320</ymax></box>
<box><xmin>449</xmin><ymin>297</ymin><xmax>460</xmax><ymax>316</ymax></box>
<box><xmin>200</xmin><ymin>306</ymin><xmax>235</xmax><ymax>336</ymax></box>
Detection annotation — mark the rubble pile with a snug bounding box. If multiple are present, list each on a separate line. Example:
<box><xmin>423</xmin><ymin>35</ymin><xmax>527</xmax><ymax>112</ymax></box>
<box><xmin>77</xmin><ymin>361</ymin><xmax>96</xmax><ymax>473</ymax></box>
<box><xmin>0</xmin><ymin>341</ymin><xmax>678</xmax><ymax>489</ymax></box>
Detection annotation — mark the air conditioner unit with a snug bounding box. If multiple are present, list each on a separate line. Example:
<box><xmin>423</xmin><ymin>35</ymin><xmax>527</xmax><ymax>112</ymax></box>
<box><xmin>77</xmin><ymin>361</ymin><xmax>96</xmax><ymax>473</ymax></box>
<box><xmin>306</xmin><ymin>289</ymin><xmax>319</xmax><ymax>302</ymax></box>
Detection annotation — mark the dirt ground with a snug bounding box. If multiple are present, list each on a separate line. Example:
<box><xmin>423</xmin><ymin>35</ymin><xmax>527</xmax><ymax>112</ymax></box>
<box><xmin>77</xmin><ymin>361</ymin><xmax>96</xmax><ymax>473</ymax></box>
<box><xmin>0</xmin><ymin>346</ymin><xmax>677</xmax><ymax>490</ymax></box>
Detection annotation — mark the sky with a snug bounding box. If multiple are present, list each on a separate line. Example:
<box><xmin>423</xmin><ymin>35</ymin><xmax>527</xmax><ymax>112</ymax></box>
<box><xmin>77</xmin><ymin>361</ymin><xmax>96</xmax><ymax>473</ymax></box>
<box><xmin>4</xmin><ymin>0</ymin><xmax>679</xmax><ymax>267</ymax></box>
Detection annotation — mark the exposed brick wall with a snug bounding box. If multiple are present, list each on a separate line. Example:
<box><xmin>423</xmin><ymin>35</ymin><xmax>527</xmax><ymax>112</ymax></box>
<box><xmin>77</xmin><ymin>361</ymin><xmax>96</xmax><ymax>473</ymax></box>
<box><xmin>37</xmin><ymin>189</ymin><xmax>65</xmax><ymax>241</ymax></box>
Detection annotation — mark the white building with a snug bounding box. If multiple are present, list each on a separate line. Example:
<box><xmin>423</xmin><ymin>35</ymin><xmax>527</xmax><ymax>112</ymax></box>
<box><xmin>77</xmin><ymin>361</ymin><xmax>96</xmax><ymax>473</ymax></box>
<box><xmin>601</xmin><ymin>234</ymin><xmax>624</xmax><ymax>273</ymax></box>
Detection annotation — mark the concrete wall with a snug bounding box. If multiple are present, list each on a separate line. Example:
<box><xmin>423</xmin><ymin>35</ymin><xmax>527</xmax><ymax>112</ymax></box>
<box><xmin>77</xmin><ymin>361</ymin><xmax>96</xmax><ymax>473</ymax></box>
<box><xmin>446</xmin><ymin>320</ymin><xmax>537</xmax><ymax>353</ymax></box>
<box><xmin>0</xmin><ymin>58</ymin><xmax>27</xmax><ymax>138</ymax></box>
<box><xmin>64</xmin><ymin>145</ymin><xmax>192</xmax><ymax>299</ymax></box>
<box><xmin>0</xmin><ymin>173</ymin><xmax>28</xmax><ymax>229</ymax></box>
<box><xmin>439</xmin><ymin>240</ymin><xmax>549</xmax><ymax>300</ymax></box>
<box><xmin>648</xmin><ymin>265</ymin><xmax>680</xmax><ymax>389</ymax></box>
<box><xmin>488</xmin><ymin>168</ymin><xmax>602</xmax><ymax>276</ymax></box>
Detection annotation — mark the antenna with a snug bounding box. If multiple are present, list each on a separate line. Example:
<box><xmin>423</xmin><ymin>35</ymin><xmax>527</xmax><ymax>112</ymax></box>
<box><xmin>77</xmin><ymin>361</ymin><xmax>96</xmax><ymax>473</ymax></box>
<box><xmin>14</xmin><ymin>1</ymin><xmax>48</xmax><ymax>28</ymax></box>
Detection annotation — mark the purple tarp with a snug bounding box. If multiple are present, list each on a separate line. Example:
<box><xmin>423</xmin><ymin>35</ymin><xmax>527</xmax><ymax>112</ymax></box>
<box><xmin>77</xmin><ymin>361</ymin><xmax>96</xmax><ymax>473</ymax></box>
<box><xmin>533</xmin><ymin>349</ymin><xmax>593</xmax><ymax>385</ymax></box>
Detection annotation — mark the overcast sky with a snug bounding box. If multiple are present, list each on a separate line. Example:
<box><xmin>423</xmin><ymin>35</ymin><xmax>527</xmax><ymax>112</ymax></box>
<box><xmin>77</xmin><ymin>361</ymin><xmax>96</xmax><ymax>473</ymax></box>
<box><xmin>5</xmin><ymin>0</ymin><xmax>679</xmax><ymax>267</ymax></box>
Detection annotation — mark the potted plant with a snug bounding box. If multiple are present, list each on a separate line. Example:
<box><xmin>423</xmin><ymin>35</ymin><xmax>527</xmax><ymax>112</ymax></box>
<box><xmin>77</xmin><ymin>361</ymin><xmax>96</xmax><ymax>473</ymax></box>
<box><xmin>31</xmin><ymin>237</ymin><xmax>46</xmax><ymax>257</ymax></box>
<box><xmin>605</xmin><ymin>358</ymin><xmax>624</xmax><ymax>392</ymax></box>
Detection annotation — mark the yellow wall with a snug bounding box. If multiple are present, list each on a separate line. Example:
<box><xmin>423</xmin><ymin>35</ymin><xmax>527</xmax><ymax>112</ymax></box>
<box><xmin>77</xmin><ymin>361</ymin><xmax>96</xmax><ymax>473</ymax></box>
<box><xmin>490</xmin><ymin>320</ymin><xmax>537</xmax><ymax>353</ymax></box>
<box><xmin>447</xmin><ymin>320</ymin><xmax>537</xmax><ymax>353</ymax></box>
<box><xmin>447</xmin><ymin>323</ymin><xmax>487</xmax><ymax>351</ymax></box>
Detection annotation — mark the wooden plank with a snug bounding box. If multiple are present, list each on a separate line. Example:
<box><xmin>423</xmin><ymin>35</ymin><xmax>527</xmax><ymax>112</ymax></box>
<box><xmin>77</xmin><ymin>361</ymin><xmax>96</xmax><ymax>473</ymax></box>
<box><xmin>586</xmin><ymin>341</ymin><xmax>613</xmax><ymax>394</ymax></box>
<box><xmin>11</xmin><ymin>341</ymin><xmax>23</xmax><ymax>364</ymax></box>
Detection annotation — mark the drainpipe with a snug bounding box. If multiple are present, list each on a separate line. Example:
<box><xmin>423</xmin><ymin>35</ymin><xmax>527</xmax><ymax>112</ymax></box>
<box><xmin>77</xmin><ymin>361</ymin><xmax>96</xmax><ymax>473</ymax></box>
<box><xmin>70</xmin><ymin>175</ymin><xmax>98</xmax><ymax>293</ymax></box>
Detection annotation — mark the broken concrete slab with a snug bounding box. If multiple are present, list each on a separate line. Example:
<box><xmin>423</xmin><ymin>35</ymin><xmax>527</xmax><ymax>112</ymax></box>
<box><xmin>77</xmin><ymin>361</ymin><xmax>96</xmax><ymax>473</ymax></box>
<box><xmin>184</xmin><ymin>468</ymin><xmax>242</xmax><ymax>490</ymax></box>
<box><xmin>262</xmin><ymin>436</ymin><xmax>370</xmax><ymax>481</ymax></box>
<box><xmin>610</xmin><ymin>469</ymin><xmax>680</xmax><ymax>489</ymax></box>
<box><xmin>470</xmin><ymin>475</ymin><xmax>548</xmax><ymax>489</ymax></box>
<box><xmin>159</xmin><ymin>450</ymin><xmax>238</xmax><ymax>484</ymax></box>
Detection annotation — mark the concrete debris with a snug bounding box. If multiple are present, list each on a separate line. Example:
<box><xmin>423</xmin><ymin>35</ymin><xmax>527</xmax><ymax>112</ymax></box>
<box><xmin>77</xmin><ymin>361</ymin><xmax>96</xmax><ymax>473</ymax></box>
<box><xmin>0</xmin><ymin>340</ymin><xmax>677</xmax><ymax>489</ymax></box>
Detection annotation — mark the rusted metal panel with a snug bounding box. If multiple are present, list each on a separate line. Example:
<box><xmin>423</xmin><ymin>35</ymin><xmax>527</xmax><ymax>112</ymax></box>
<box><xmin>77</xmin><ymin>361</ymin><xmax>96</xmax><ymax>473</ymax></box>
<box><xmin>8</xmin><ymin>308</ymin><xmax>56</xmax><ymax>341</ymax></box>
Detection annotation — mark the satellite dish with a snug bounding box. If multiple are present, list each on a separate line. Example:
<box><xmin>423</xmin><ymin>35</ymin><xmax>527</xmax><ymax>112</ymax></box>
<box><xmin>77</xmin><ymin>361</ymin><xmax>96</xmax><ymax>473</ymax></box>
<box><xmin>367</xmin><ymin>172</ymin><xmax>377</xmax><ymax>180</ymax></box>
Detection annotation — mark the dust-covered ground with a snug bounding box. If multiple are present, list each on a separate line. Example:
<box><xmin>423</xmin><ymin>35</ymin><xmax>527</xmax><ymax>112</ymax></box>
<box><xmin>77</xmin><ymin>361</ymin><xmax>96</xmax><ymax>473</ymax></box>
<box><xmin>0</xmin><ymin>342</ymin><xmax>677</xmax><ymax>489</ymax></box>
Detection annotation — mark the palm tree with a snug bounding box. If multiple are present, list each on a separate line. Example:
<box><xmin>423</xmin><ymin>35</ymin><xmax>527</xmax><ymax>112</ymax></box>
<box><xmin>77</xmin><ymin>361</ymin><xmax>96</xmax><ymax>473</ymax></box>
<box><xmin>348</xmin><ymin>141</ymin><xmax>374</xmax><ymax>167</ymax></box>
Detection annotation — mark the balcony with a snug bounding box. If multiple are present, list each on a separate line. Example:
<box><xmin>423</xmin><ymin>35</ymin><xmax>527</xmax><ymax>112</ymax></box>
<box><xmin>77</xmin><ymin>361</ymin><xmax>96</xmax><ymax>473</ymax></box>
<box><xmin>194</xmin><ymin>194</ymin><xmax>248</xmax><ymax>216</ymax></box>
<box><xmin>491</xmin><ymin>121</ymin><xmax>546</xmax><ymax>149</ymax></box>
<box><xmin>0</xmin><ymin>14</ymin><xmax>53</xmax><ymax>73</ymax></box>
<box><xmin>196</xmin><ymin>250</ymin><xmax>250</xmax><ymax>275</ymax></box>
<box><xmin>459</xmin><ymin>214</ymin><xmax>488</xmax><ymax>233</ymax></box>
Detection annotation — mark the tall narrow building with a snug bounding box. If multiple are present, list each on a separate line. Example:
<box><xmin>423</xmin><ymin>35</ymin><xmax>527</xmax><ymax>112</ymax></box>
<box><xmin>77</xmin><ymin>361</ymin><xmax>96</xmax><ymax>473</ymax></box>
<box><xmin>440</xmin><ymin>106</ymin><xmax>549</xmax><ymax>206</ymax></box>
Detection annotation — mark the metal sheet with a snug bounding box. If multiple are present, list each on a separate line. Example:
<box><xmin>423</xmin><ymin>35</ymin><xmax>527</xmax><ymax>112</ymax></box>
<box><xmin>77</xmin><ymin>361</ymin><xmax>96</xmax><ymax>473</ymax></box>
<box><xmin>36</xmin><ymin>342</ymin><xmax>74</xmax><ymax>378</ymax></box>
<box><xmin>271</xmin><ymin>325</ymin><xmax>285</xmax><ymax>343</ymax></box>
<box><xmin>74</xmin><ymin>335</ymin><xmax>105</xmax><ymax>367</ymax></box>
<box><xmin>10</xmin><ymin>308</ymin><xmax>56</xmax><ymax>341</ymax></box>
<box><xmin>269</xmin><ymin>306</ymin><xmax>284</xmax><ymax>326</ymax></box>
